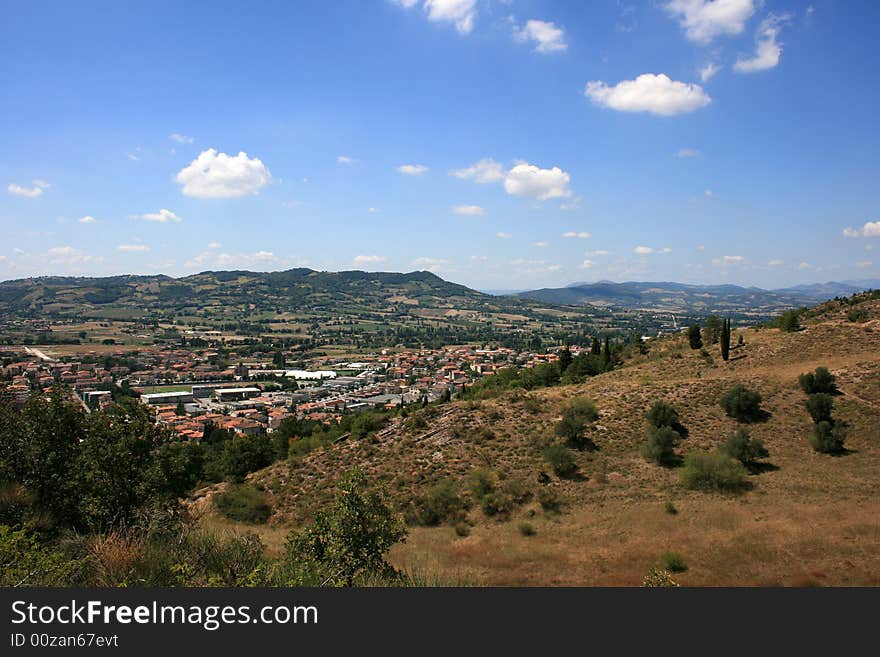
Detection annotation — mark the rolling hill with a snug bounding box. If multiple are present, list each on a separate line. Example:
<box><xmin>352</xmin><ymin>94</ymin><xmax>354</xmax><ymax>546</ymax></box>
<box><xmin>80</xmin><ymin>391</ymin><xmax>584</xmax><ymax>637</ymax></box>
<box><xmin>219</xmin><ymin>290</ymin><xmax>880</xmax><ymax>586</ymax></box>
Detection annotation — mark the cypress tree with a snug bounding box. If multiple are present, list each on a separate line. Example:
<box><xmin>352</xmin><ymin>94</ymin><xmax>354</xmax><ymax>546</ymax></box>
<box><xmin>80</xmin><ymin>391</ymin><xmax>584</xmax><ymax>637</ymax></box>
<box><xmin>601</xmin><ymin>336</ymin><xmax>612</xmax><ymax>371</ymax></box>
<box><xmin>688</xmin><ymin>324</ymin><xmax>703</xmax><ymax>350</ymax></box>
<box><xmin>590</xmin><ymin>336</ymin><xmax>601</xmax><ymax>356</ymax></box>
<box><xmin>720</xmin><ymin>318</ymin><xmax>731</xmax><ymax>361</ymax></box>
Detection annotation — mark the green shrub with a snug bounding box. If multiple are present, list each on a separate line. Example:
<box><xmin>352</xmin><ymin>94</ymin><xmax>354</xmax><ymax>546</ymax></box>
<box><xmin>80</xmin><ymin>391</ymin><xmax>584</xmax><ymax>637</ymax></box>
<box><xmin>640</xmin><ymin>425</ymin><xmax>681</xmax><ymax>465</ymax></box>
<box><xmin>412</xmin><ymin>479</ymin><xmax>464</xmax><ymax>526</ymax></box>
<box><xmin>804</xmin><ymin>393</ymin><xmax>834</xmax><ymax>423</ymax></box>
<box><xmin>214</xmin><ymin>485</ymin><xmax>272</xmax><ymax>524</ymax></box>
<box><xmin>680</xmin><ymin>451</ymin><xmax>749</xmax><ymax>493</ymax></box>
<box><xmin>720</xmin><ymin>385</ymin><xmax>764</xmax><ymax>422</ymax></box>
<box><xmin>454</xmin><ymin>521</ymin><xmax>470</xmax><ymax>537</ymax></box>
<box><xmin>660</xmin><ymin>551</ymin><xmax>687</xmax><ymax>573</ymax></box>
<box><xmin>798</xmin><ymin>367</ymin><xmax>838</xmax><ymax>395</ymax></box>
<box><xmin>778</xmin><ymin>309</ymin><xmax>801</xmax><ymax>332</ymax></box>
<box><xmin>554</xmin><ymin>398</ymin><xmax>599</xmax><ymax>448</ymax></box>
<box><xmin>846</xmin><ymin>308</ymin><xmax>868</xmax><ymax>323</ymax></box>
<box><xmin>468</xmin><ymin>468</ymin><xmax>496</xmax><ymax>499</ymax></box>
<box><xmin>481</xmin><ymin>491</ymin><xmax>514</xmax><ymax>518</ymax></box>
<box><xmin>810</xmin><ymin>420</ymin><xmax>846</xmax><ymax>454</ymax></box>
<box><xmin>543</xmin><ymin>444</ymin><xmax>578</xmax><ymax>477</ymax></box>
<box><xmin>647</xmin><ymin>401</ymin><xmax>679</xmax><ymax>429</ymax></box>
<box><xmin>518</xmin><ymin>522</ymin><xmax>537</xmax><ymax>537</ymax></box>
<box><xmin>721</xmin><ymin>428</ymin><xmax>769</xmax><ymax>465</ymax></box>
<box><xmin>664</xmin><ymin>501</ymin><xmax>677</xmax><ymax>515</ymax></box>
<box><xmin>537</xmin><ymin>486</ymin><xmax>561</xmax><ymax>512</ymax></box>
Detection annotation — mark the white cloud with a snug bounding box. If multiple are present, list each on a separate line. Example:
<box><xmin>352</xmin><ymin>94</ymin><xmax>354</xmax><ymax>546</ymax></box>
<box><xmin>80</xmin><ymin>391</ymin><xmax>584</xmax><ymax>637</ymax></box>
<box><xmin>412</xmin><ymin>257</ymin><xmax>449</xmax><ymax>272</ymax></box>
<box><xmin>768</xmin><ymin>259</ymin><xmax>785</xmax><ymax>266</ymax></box>
<box><xmin>7</xmin><ymin>180</ymin><xmax>49</xmax><ymax>198</ymax></box>
<box><xmin>585</xmin><ymin>74</ymin><xmax>711</xmax><ymax>116</ymax></box>
<box><xmin>533</xmin><ymin>241</ymin><xmax>550</xmax><ymax>248</ymax></box>
<box><xmin>368</xmin><ymin>207</ymin><xmax>378</xmax><ymax>213</ymax></box>
<box><xmin>78</xmin><ymin>216</ymin><xmax>97</xmax><ymax>224</ymax></box>
<box><xmin>665</xmin><ymin>0</ymin><xmax>756</xmax><ymax>44</ymax></box>
<box><xmin>704</xmin><ymin>189</ymin><xmax>714</xmax><ymax>198</ymax></box>
<box><xmin>397</xmin><ymin>163</ymin><xmax>428</xmax><ymax>176</ymax></box>
<box><xmin>513</xmin><ymin>19</ymin><xmax>567</xmax><ymax>54</ymax></box>
<box><xmin>580</xmin><ymin>259</ymin><xmax>594</xmax><ymax>269</ymax></box>
<box><xmin>843</xmin><ymin>221</ymin><xmax>880</xmax><ymax>239</ymax></box>
<box><xmin>337</xmin><ymin>155</ymin><xmax>355</xmax><ymax>164</ymax></box>
<box><xmin>712</xmin><ymin>254</ymin><xmax>746</xmax><ymax>266</ymax></box>
<box><xmin>586</xmin><ymin>250</ymin><xmax>609</xmax><ymax>256</ymax></box>
<box><xmin>562</xmin><ymin>231</ymin><xmax>591</xmax><ymax>239</ymax></box>
<box><xmin>170</xmin><ymin>133</ymin><xmax>194</xmax><ymax>144</ymax></box>
<box><xmin>47</xmin><ymin>246</ymin><xmax>102</xmax><ymax>267</ymax></box>
<box><xmin>135</xmin><ymin>209</ymin><xmax>182</xmax><ymax>223</ymax></box>
<box><xmin>207</xmin><ymin>242</ymin><xmax>222</xmax><ymax>249</ymax></box>
<box><xmin>798</xmin><ymin>261</ymin><xmax>813</xmax><ymax>271</ymax></box>
<box><xmin>353</xmin><ymin>254</ymin><xmax>387</xmax><ymax>266</ymax></box>
<box><xmin>734</xmin><ymin>14</ymin><xmax>790</xmax><ymax>73</ymax></box>
<box><xmin>634</xmin><ymin>246</ymin><xmax>654</xmax><ymax>255</ymax></box>
<box><xmin>496</xmin><ymin>232</ymin><xmax>512</xmax><ymax>239</ymax></box>
<box><xmin>699</xmin><ymin>62</ymin><xmax>721</xmax><ymax>82</ymax></box>
<box><xmin>658</xmin><ymin>247</ymin><xmax>672</xmax><ymax>254</ymax></box>
<box><xmin>392</xmin><ymin>0</ymin><xmax>418</xmax><ymax>7</ymax></box>
<box><xmin>504</xmin><ymin>161</ymin><xmax>571</xmax><ymax>200</ymax></box>
<box><xmin>117</xmin><ymin>244</ymin><xmax>150</xmax><ymax>253</ymax></box>
<box><xmin>424</xmin><ymin>0</ymin><xmax>477</xmax><ymax>35</ymax></box>
<box><xmin>674</xmin><ymin>148</ymin><xmax>701</xmax><ymax>158</ymax></box>
<box><xmin>452</xmin><ymin>204</ymin><xmax>486</xmax><ymax>216</ymax></box>
<box><xmin>450</xmin><ymin>158</ymin><xmax>504</xmax><ymax>184</ymax></box>
<box><xmin>47</xmin><ymin>246</ymin><xmax>77</xmax><ymax>257</ymax></box>
<box><xmin>184</xmin><ymin>250</ymin><xmax>283</xmax><ymax>270</ymax></box>
<box><xmin>176</xmin><ymin>149</ymin><xmax>272</xmax><ymax>198</ymax></box>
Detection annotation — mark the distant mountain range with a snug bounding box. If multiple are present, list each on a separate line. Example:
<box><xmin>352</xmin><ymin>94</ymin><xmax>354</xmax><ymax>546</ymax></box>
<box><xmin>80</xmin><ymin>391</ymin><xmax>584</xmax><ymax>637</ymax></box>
<box><xmin>513</xmin><ymin>279</ymin><xmax>880</xmax><ymax>317</ymax></box>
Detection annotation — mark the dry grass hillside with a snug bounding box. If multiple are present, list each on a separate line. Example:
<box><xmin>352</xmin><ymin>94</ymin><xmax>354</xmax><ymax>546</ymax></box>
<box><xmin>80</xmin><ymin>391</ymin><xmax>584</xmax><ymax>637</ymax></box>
<box><xmin>236</xmin><ymin>296</ymin><xmax>880</xmax><ymax>586</ymax></box>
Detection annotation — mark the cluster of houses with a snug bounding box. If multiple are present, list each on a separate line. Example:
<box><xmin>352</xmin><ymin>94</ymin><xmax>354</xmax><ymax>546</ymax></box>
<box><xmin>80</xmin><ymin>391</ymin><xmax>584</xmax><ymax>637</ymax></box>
<box><xmin>1</xmin><ymin>343</ymin><xmax>576</xmax><ymax>440</ymax></box>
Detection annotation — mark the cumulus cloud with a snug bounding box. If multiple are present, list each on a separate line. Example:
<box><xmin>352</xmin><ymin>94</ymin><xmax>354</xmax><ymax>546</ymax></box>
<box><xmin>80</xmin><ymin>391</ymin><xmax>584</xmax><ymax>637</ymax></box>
<box><xmin>176</xmin><ymin>149</ymin><xmax>272</xmax><ymax>198</ymax></box>
<box><xmin>452</xmin><ymin>204</ymin><xmax>486</xmax><ymax>216</ymax></box>
<box><xmin>674</xmin><ymin>148</ymin><xmax>701</xmax><ymax>158</ymax></box>
<box><xmin>533</xmin><ymin>241</ymin><xmax>550</xmax><ymax>248</ymax></box>
<box><xmin>207</xmin><ymin>242</ymin><xmax>222</xmax><ymax>249</ymax></box>
<box><xmin>169</xmin><ymin>133</ymin><xmax>194</xmax><ymax>144</ymax></box>
<box><xmin>634</xmin><ymin>246</ymin><xmax>672</xmax><ymax>255</ymax></box>
<box><xmin>7</xmin><ymin>180</ymin><xmax>49</xmax><ymax>198</ymax></box>
<box><xmin>47</xmin><ymin>246</ymin><xmax>102</xmax><ymax>267</ymax></box>
<box><xmin>337</xmin><ymin>155</ymin><xmax>355</xmax><ymax>164</ymax></box>
<box><xmin>585</xmin><ymin>74</ymin><xmax>710</xmax><ymax>116</ymax></box>
<box><xmin>117</xmin><ymin>244</ymin><xmax>150</xmax><ymax>253</ymax></box>
<box><xmin>496</xmin><ymin>232</ymin><xmax>512</xmax><ymax>239</ymax></box>
<box><xmin>563</xmin><ymin>231</ymin><xmax>591</xmax><ymax>239</ymax></box>
<box><xmin>768</xmin><ymin>259</ymin><xmax>785</xmax><ymax>266</ymax></box>
<box><xmin>712</xmin><ymin>254</ymin><xmax>746</xmax><ymax>266</ymax></box>
<box><xmin>353</xmin><ymin>254</ymin><xmax>387</xmax><ymax>266</ymax></box>
<box><xmin>580</xmin><ymin>259</ymin><xmax>594</xmax><ymax>269</ymax></box>
<box><xmin>699</xmin><ymin>62</ymin><xmax>721</xmax><ymax>82</ymax></box>
<box><xmin>397</xmin><ymin>163</ymin><xmax>428</xmax><ymax>176</ymax></box>
<box><xmin>665</xmin><ymin>0</ymin><xmax>756</xmax><ymax>44</ymax></box>
<box><xmin>412</xmin><ymin>257</ymin><xmax>449</xmax><ymax>272</ymax></box>
<box><xmin>135</xmin><ymin>209</ymin><xmax>182</xmax><ymax>223</ymax></box>
<box><xmin>798</xmin><ymin>261</ymin><xmax>813</xmax><ymax>271</ymax></box>
<box><xmin>586</xmin><ymin>250</ymin><xmax>609</xmax><ymax>257</ymax></box>
<box><xmin>734</xmin><ymin>14</ymin><xmax>790</xmax><ymax>73</ymax></box>
<box><xmin>504</xmin><ymin>161</ymin><xmax>571</xmax><ymax>200</ymax></box>
<box><xmin>513</xmin><ymin>19</ymin><xmax>567</xmax><ymax>53</ymax></box>
<box><xmin>78</xmin><ymin>216</ymin><xmax>97</xmax><ymax>224</ymax></box>
<box><xmin>450</xmin><ymin>158</ymin><xmax>504</xmax><ymax>184</ymax></box>
<box><xmin>843</xmin><ymin>221</ymin><xmax>880</xmax><ymax>239</ymax></box>
<box><xmin>424</xmin><ymin>0</ymin><xmax>477</xmax><ymax>35</ymax></box>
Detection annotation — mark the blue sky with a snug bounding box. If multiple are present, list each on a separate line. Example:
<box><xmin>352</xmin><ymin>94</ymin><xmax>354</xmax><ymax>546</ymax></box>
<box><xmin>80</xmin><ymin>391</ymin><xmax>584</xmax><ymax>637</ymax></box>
<box><xmin>2</xmin><ymin>0</ymin><xmax>878</xmax><ymax>290</ymax></box>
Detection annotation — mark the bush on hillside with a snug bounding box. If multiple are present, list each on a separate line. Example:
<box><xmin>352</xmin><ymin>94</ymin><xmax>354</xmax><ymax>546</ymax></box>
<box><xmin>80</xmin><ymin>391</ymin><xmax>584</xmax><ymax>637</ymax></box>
<box><xmin>646</xmin><ymin>401</ymin><xmax>680</xmax><ymax>430</ymax></box>
<box><xmin>680</xmin><ymin>451</ymin><xmax>749</xmax><ymax>493</ymax></box>
<box><xmin>640</xmin><ymin>425</ymin><xmax>681</xmax><ymax>465</ymax></box>
<box><xmin>798</xmin><ymin>367</ymin><xmax>838</xmax><ymax>395</ymax></box>
<box><xmin>721</xmin><ymin>428</ymin><xmax>769</xmax><ymax>466</ymax></box>
<box><xmin>214</xmin><ymin>485</ymin><xmax>272</xmax><ymax>524</ymax></box>
<box><xmin>542</xmin><ymin>445</ymin><xmax>578</xmax><ymax>478</ymax></box>
<box><xmin>720</xmin><ymin>385</ymin><xmax>764</xmax><ymax>422</ymax></box>
<box><xmin>804</xmin><ymin>393</ymin><xmax>835</xmax><ymax>424</ymax></box>
<box><xmin>810</xmin><ymin>420</ymin><xmax>846</xmax><ymax>454</ymax></box>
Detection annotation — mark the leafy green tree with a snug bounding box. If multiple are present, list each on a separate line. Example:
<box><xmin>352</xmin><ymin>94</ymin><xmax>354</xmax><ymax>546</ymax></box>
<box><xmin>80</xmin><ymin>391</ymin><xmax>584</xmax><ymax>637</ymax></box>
<box><xmin>720</xmin><ymin>428</ymin><xmax>768</xmax><ymax>466</ymax></box>
<box><xmin>285</xmin><ymin>468</ymin><xmax>406</xmax><ymax>586</ymax></box>
<box><xmin>543</xmin><ymin>444</ymin><xmax>578</xmax><ymax>477</ymax></box>
<box><xmin>688</xmin><ymin>324</ymin><xmax>703</xmax><ymax>350</ymax></box>
<box><xmin>0</xmin><ymin>526</ymin><xmax>78</xmax><ymax>586</ymax></box>
<box><xmin>810</xmin><ymin>420</ymin><xmax>846</xmax><ymax>454</ymax></box>
<box><xmin>720</xmin><ymin>385</ymin><xmax>764</xmax><ymax>422</ymax></box>
<box><xmin>558</xmin><ymin>347</ymin><xmax>573</xmax><ymax>374</ymax></box>
<box><xmin>554</xmin><ymin>398</ymin><xmax>599</xmax><ymax>448</ymax></box>
<box><xmin>779</xmin><ymin>309</ymin><xmax>801</xmax><ymax>332</ymax></box>
<box><xmin>804</xmin><ymin>393</ymin><xmax>834</xmax><ymax>423</ymax></box>
<box><xmin>680</xmin><ymin>451</ymin><xmax>748</xmax><ymax>492</ymax></box>
<box><xmin>639</xmin><ymin>425</ymin><xmax>681</xmax><ymax>465</ymax></box>
<box><xmin>646</xmin><ymin>401</ymin><xmax>680</xmax><ymax>430</ymax></box>
<box><xmin>222</xmin><ymin>434</ymin><xmax>274</xmax><ymax>482</ymax></box>
<box><xmin>798</xmin><ymin>367</ymin><xmax>837</xmax><ymax>395</ymax></box>
<box><xmin>703</xmin><ymin>315</ymin><xmax>721</xmax><ymax>345</ymax></box>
